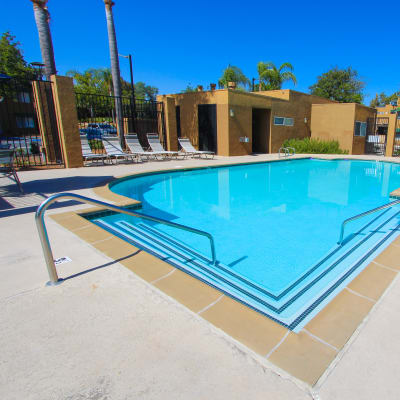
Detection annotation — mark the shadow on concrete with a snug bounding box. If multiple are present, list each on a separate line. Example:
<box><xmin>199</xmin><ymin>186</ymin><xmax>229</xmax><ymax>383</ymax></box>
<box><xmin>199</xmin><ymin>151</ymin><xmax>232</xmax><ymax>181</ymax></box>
<box><xmin>60</xmin><ymin>249</ymin><xmax>142</xmax><ymax>282</ymax></box>
<box><xmin>0</xmin><ymin>175</ymin><xmax>113</xmax><ymax>218</ymax></box>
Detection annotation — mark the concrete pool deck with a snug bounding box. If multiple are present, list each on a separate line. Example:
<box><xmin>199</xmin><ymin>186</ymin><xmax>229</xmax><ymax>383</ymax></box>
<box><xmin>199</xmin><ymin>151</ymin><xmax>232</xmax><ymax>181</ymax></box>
<box><xmin>1</xmin><ymin>154</ymin><xmax>400</xmax><ymax>399</ymax></box>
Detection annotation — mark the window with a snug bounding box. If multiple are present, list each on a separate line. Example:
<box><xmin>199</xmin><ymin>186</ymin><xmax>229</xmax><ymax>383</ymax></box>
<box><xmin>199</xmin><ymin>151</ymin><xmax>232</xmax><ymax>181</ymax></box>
<box><xmin>274</xmin><ymin>116</ymin><xmax>294</xmax><ymax>126</ymax></box>
<box><xmin>16</xmin><ymin>116</ymin><xmax>35</xmax><ymax>129</ymax></box>
<box><xmin>354</xmin><ymin>121</ymin><xmax>367</xmax><ymax>137</ymax></box>
<box><xmin>284</xmin><ymin>117</ymin><xmax>294</xmax><ymax>126</ymax></box>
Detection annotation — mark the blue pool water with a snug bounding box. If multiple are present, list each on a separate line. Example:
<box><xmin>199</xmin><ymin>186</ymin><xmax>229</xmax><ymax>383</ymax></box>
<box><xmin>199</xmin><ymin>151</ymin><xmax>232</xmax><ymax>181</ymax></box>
<box><xmin>91</xmin><ymin>159</ymin><xmax>400</xmax><ymax>330</ymax></box>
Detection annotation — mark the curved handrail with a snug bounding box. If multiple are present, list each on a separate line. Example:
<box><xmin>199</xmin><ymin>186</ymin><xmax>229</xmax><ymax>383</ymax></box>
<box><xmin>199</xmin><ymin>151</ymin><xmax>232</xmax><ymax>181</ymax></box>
<box><xmin>286</xmin><ymin>147</ymin><xmax>296</xmax><ymax>156</ymax></box>
<box><xmin>278</xmin><ymin>147</ymin><xmax>296</xmax><ymax>158</ymax></box>
<box><xmin>338</xmin><ymin>199</ymin><xmax>400</xmax><ymax>245</ymax></box>
<box><xmin>35</xmin><ymin>193</ymin><xmax>217</xmax><ymax>285</ymax></box>
<box><xmin>278</xmin><ymin>147</ymin><xmax>288</xmax><ymax>158</ymax></box>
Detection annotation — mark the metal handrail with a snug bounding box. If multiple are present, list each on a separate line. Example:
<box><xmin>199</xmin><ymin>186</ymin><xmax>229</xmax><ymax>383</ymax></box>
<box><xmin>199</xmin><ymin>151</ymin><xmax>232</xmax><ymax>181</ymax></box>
<box><xmin>35</xmin><ymin>193</ymin><xmax>217</xmax><ymax>285</ymax></box>
<box><xmin>278</xmin><ymin>146</ymin><xmax>296</xmax><ymax>158</ymax></box>
<box><xmin>278</xmin><ymin>147</ymin><xmax>288</xmax><ymax>158</ymax></box>
<box><xmin>286</xmin><ymin>147</ymin><xmax>296</xmax><ymax>156</ymax></box>
<box><xmin>338</xmin><ymin>199</ymin><xmax>400</xmax><ymax>245</ymax></box>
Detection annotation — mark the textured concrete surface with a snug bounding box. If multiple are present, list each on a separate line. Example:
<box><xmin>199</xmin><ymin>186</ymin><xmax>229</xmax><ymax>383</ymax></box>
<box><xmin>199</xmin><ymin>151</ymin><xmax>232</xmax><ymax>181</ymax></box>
<box><xmin>1</xmin><ymin>154</ymin><xmax>400</xmax><ymax>399</ymax></box>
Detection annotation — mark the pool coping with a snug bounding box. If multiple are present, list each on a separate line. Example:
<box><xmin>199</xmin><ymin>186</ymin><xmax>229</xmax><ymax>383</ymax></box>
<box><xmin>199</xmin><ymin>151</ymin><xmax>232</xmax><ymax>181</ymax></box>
<box><xmin>50</xmin><ymin>155</ymin><xmax>400</xmax><ymax>388</ymax></box>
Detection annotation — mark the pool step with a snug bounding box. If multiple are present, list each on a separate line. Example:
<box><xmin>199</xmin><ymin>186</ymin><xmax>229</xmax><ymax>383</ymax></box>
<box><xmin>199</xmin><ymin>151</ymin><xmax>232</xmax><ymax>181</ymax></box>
<box><xmin>115</xmin><ymin>208</ymin><xmax>400</xmax><ymax>311</ymax></box>
<box><xmin>93</xmin><ymin>207</ymin><xmax>400</xmax><ymax>330</ymax></box>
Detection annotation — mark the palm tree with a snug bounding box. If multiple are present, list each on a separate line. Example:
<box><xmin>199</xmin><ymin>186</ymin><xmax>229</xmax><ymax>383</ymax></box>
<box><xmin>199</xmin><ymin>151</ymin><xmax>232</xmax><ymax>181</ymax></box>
<box><xmin>218</xmin><ymin>65</ymin><xmax>250</xmax><ymax>90</ymax></box>
<box><xmin>257</xmin><ymin>62</ymin><xmax>297</xmax><ymax>91</ymax></box>
<box><xmin>30</xmin><ymin>0</ymin><xmax>56</xmax><ymax>79</ymax></box>
<box><xmin>103</xmin><ymin>0</ymin><xmax>124</xmax><ymax>147</ymax></box>
<box><xmin>99</xmin><ymin>68</ymin><xmax>113</xmax><ymax>95</ymax></box>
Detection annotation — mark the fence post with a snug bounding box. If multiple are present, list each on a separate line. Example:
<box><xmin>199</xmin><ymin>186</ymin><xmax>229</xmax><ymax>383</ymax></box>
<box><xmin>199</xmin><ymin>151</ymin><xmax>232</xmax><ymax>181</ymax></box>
<box><xmin>32</xmin><ymin>81</ymin><xmax>58</xmax><ymax>164</ymax></box>
<box><xmin>385</xmin><ymin>113</ymin><xmax>397</xmax><ymax>157</ymax></box>
<box><xmin>161</xmin><ymin>96</ymin><xmax>178</xmax><ymax>151</ymax></box>
<box><xmin>51</xmin><ymin>75</ymin><xmax>83</xmax><ymax>168</ymax></box>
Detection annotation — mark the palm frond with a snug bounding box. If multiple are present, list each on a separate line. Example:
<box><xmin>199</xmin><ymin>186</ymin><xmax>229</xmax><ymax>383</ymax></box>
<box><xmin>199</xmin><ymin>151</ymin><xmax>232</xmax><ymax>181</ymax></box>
<box><xmin>278</xmin><ymin>62</ymin><xmax>294</xmax><ymax>72</ymax></box>
<box><xmin>280</xmin><ymin>71</ymin><xmax>297</xmax><ymax>86</ymax></box>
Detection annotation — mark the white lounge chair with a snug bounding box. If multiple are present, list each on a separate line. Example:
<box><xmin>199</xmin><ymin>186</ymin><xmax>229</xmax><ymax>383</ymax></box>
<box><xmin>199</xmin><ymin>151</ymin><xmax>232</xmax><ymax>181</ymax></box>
<box><xmin>178</xmin><ymin>137</ymin><xmax>215</xmax><ymax>159</ymax></box>
<box><xmin>102</xmin><ymin>139</ymin><xmax>138</xmax><ymax>163</ymax></box>
<box><xmin>146</xmin><ymin>133</ymin><xmax>179</xmax><ymax>159</ymax></box>
<box><xmin>125</xmin><ymin>134</ymin><xmax>163</xmax><ymax>160</ymax></box>
<box><xmin>0</xmin><ymin>149</ymin><xmax>23</xmax><ymax>192</ymax></box>
<box><xmin>80</xmin><ymin>138</ymin><xmax>109</xmax><ymax>165</ymax></box>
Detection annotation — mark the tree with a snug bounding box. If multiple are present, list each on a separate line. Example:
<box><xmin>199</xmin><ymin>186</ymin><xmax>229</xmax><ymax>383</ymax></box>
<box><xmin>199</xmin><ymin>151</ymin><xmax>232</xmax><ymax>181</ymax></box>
<box><xmin>309</xmin><ymin>67</ymin><xmax>365</xmax><ymax>103</ymax></box>
<box><xmin>103</xmin><ymin>0</ymin><xmax>124</xmax><ymax>146</ymax></box>
<box><xmin>66</xmin><ymin>68</ymin><xmax>159</xmax><ymax>100</ymax></box>
<box><xmin>134</xmin><ymin>81</ymin><xmax>158</xmax><ymax>100</ymax></box>
<box><xmin>218</xmin><ymin>65</ymin><xmax>250</xmax><ymax>90</ymax></box>
<box><xmin>257</xmin><ymin>61</ymin><xmax>297</xmax><ymax>91</ymax></box>
<box><xmin>182</xmin><ymin>83</ymin><xmax>197</xmax><ymax>93</ymax></box>
<box><xmin>0</xmin><ymin>32</ymin><xmax>35</xmax><ymax>79</ymax></box>
<box><xmin>370</xmin><ymin>91</ymin><xmax>400</xmax><ymax>108</ymax></box>
<box><xmin>30</xmin><ymin>0</ymin><xmax>56</xmax><ymax>79</ymax></box>
<box><xmin>66</xmin><ymin>68</ymin><xmax>112</xmax><ymax>94</ymax></box>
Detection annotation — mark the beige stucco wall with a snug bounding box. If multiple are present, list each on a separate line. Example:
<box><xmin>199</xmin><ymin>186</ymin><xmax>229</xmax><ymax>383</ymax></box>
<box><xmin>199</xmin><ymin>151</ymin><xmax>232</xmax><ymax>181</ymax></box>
<box><xmin>50</xmin><ymin>75</ymin><xmax>83</xmax><ymax>168</ymax></box>
<box><xmin>311</xmin><ymin>104</ymin><xmax>355</xmax><ymax>153</ymax></box>
<box><xmin>311</xmin><ymin>103</ymin><xmax>376</xmax><ymax>154</ymax></box>
<box><xmin>227</xmin><ymin>90</ymin><xmax>336</xmax><ymax>154</ymax></box>
<box><xmin>269</xmin><ymin>91</ymin><xmax>335</xmax><ymax>152</ymax></box>
<box><xmin>227</xmin><ymin>91</ymin><xmax>277</xmax><ymax>156</ymax></box>
<box><xmin>159</xmin><ymin>89</ymin><xmax>337</xmax><ymax>156</ymax></box>
<box><xmin>158</xmin><ymin>90</ymin><xmax>230</xmax><ymax>154</ymax></box>
<box><xmin>385</xmin><ymin>113</ymin><xmax>398</xmax><ymax>156</ymax></box>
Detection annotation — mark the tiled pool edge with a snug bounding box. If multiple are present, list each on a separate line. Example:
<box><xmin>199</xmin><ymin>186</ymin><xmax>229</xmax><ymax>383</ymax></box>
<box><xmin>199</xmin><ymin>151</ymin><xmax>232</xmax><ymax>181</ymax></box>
<box><xmin>50</xmin><ymin>156</ymin><xmax>400</xmax><ymax>388</ymax></box>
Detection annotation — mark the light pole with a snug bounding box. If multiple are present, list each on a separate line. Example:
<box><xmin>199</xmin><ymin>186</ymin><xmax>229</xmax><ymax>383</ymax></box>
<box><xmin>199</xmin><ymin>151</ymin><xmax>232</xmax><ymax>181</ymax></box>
<box><xmin>119</xmin><ymin>53</ymin><xmax>136</xmax><ymax>133</ymax></box>
<box><xmin>251</xmin><ymin>78</ymin><xmax>259</xmax><ymax>92</ymax></box>
<box><xmin>119</xmin><ymin>53</ymin><xmax>135</xmax><ymax>100</ymax></box>
<box><xmin>31</xmin><ymin>61</ymin><xmax>45</xmax><ymax>80</ymax></box>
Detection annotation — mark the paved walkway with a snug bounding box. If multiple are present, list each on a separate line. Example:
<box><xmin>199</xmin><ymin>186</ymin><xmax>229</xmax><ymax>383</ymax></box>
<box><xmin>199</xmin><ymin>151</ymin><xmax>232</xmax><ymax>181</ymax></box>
<box><xmin>1</xmin><ymin>154</ymin><xmax>400</xmax><ymax>399</ymax></box>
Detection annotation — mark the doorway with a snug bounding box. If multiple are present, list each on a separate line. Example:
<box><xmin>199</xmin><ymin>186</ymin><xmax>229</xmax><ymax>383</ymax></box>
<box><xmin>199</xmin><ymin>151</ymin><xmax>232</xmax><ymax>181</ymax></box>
<box><xmin>252</xmin><ymin>108</ymin><xmax>270</xmax><ymax>153</ymax></box>
<box><xmin>198</xmin><ymin>104</ymin><xmax>217</xmax><ymax>153</ymax></box>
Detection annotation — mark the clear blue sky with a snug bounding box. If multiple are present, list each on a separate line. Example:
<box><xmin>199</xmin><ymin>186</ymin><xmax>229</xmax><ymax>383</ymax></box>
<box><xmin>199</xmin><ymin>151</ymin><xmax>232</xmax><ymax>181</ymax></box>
<box><xmin>3</xmin><ymin>0</ymin><xmax>399</xmax><ymax>104</ymax></box>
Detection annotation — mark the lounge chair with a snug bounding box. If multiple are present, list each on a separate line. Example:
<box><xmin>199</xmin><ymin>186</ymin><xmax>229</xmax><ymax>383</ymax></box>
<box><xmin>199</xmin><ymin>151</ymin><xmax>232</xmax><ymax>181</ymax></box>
<box><xmin>125</xmin><ymin>134</ymin><xmax>163</xmax><ymax>160</ymax></box>
<box><xmin>178</xmin><ymin>137</ymin><xmax>215</xmax><ymax>159</ymax></box>
<box><xmin>102</xmin><ymin>139</ymin><xmax>138</xmax><ymax>163</ymax></box>
<box><xmin>146</xmin><ymin>133</ymin><xmax>179</xmax><ymax>159</ymax></box>
<box><xmin>0</xmin><ymin>149</ymin><xmax>23</xmax><ymax>192</ymax></box>
<box><xmin>80</xmin><ymin>138</ymin><xmax>109</xmax><ymax>164</ymax></box>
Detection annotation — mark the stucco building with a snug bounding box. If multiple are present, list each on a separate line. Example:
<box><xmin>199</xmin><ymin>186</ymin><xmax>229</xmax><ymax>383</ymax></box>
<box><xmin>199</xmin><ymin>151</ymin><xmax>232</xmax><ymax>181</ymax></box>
<box><xmin>158</xmin><ymin>88</ymin><xmax>378</xmax><ymax>156</ymax></box>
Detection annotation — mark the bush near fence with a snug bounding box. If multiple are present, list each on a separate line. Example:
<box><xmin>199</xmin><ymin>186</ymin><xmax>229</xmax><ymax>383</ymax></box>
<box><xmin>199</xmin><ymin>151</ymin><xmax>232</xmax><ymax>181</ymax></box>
<box><xmin>88</xmin><ymin>139</ymin><xmax>105</xmax><ymax>153</ymax></box>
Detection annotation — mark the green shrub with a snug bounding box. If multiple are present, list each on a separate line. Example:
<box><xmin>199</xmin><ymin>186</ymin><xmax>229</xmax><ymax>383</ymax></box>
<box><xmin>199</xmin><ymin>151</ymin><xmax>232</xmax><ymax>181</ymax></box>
<box><xmin>282</xmin><ymin>138</ymin><xmax>348</xmax><ymax>154</ymax></box>
<box><xmin>88</xmin><ymin>139</ymin><xmax>104</xmax><ymax>150</ymax></box>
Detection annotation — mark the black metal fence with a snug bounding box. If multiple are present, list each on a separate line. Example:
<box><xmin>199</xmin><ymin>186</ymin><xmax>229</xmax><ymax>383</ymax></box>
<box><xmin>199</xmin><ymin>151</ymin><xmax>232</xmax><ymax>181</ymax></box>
<box><xmin>365</xmin><ymin>117</ymin><xmax>387</xmax><ymax>155</ymax></box>
<box><xmin>75</xmin><ymin>92</ymin><xmax>165</xmax><ymax>148</ymax></box>
<box><xmin>0</xmin><ymin>77</ymin><xmax>63</xmax><ymax>167</ymax></box>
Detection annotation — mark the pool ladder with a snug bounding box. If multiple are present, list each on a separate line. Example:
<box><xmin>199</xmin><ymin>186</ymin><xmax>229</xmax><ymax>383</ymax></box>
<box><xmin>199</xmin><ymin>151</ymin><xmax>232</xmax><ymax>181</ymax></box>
<box><xmin>35</xmin><ymin>193</ymin><xmax>217</xmax><ymax>285</ymax></box>
<box><xmin>278</xmin><ymin>146</ymin><xmax>296</xmax><ymax>158</ymax></box>
<box><xmin>338</xmin><ymin>198</ymin><xmax>400</xmax><ymax>244</ymax></box>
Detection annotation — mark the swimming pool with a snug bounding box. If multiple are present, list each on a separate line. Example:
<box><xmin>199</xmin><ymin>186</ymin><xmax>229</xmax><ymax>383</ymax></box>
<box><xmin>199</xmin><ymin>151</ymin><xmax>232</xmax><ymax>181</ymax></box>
<box><xmin>90</xmin><ymin>159</ymin><xmax>400</xmax><ymax>331</ymax></box>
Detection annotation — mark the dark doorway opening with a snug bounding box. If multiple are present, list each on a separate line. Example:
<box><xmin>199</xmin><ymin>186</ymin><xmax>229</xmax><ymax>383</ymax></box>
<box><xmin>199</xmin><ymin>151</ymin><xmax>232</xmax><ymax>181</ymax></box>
<box><xmin>252</xmin><ymin>108</ymin><xmax>270</xmax><ymax>153</ymax></box>
<box><xmin>175</xmin><ymin>106</ymin><xmax>181</xmax><ymax>138</ymax></box>
<box><xmin>198</xmin><ymin>104</ymin><xmax>217</xmax><ymax>153</ymax></box>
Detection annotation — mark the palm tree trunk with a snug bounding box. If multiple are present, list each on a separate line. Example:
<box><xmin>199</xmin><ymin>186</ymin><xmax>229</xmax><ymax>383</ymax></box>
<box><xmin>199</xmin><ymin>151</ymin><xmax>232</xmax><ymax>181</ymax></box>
<box><xmin>104</xmin><ymin>0</ymin><xmax>124</xmax><ymax>148</ymax></box>
<box><xmin>31</xmin><ymin>0</ymin><xmax>56</xmax><ymax>79</ymax></box>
